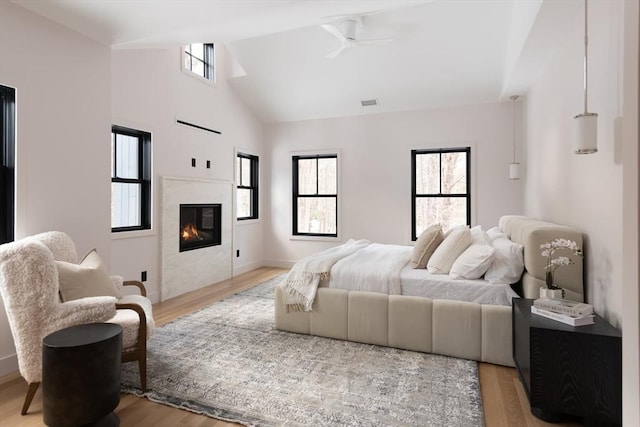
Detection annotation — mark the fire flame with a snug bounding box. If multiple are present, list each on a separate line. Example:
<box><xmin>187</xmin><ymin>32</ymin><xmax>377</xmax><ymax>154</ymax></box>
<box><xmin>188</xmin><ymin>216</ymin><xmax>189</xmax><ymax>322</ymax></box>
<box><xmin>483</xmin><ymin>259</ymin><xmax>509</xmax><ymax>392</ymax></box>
<box><xmin>181</xmin><ymin>223</ymin><xmax>200</xmax><ymax>241</ymax></box>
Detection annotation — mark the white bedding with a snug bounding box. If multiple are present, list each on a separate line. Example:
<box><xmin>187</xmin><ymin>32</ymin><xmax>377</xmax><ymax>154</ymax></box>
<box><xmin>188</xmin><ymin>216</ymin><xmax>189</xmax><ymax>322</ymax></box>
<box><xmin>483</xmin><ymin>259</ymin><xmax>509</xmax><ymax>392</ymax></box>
<box><xmin>323</xmin><ymin>243</ymin><xmax>517</xmax><ymax>306</ymax></box>
<box><xmin>400</xmin><ymin>265</ymin><xmax>517</xmax><ymax>305</ymax></box>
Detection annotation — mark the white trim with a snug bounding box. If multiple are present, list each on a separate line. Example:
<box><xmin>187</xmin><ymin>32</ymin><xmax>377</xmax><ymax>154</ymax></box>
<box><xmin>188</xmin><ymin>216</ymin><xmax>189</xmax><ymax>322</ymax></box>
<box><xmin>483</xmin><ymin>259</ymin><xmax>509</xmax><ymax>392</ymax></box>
<box><xmin>111</xmin><ymin>229</ymin><xmax>156</xmax><ymax>240</ymax></box>
<box><xmin>233</xmin><ymin>260</ymin><xmax>264</xmax><ymax>277</ymax></box>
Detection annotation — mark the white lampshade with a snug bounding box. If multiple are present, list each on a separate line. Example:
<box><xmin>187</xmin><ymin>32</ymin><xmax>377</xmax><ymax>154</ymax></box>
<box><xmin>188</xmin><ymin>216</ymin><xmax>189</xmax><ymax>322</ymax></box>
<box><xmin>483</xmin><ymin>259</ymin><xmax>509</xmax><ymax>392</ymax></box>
<box><xmin>509</xmin><ymin>162</ymin><xmax>520</xmax><ymax>180</ymax></box>
<box><xmin>574</xmin><ymin>113</ymin><xmax>598</xmax><ymax>154</ymax></box>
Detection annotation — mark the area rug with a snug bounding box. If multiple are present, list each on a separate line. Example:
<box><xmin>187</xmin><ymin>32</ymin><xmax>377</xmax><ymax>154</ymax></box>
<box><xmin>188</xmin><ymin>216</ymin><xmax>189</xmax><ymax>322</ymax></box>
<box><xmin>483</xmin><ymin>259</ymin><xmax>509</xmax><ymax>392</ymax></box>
<box><xmin>121</xmin><ymin>274</ymin><xmax>484</xmax><ymax>426</ymax></box>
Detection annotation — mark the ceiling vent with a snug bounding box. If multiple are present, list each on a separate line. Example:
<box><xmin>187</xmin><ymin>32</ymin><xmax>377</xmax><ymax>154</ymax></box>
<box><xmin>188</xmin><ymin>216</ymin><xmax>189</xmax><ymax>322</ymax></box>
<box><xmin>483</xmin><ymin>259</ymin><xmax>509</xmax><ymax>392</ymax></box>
<box><xmin>361</xmin><ymin>99</ymin><xmax>378</xmax><ymax>107</ymax></box>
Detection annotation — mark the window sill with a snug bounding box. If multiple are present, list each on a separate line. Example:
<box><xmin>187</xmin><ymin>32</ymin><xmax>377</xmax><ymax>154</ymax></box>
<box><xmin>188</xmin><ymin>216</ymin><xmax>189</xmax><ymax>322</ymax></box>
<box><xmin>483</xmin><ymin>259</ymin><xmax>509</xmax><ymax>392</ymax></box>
<box><xmin>111</xmin><ymin>229</ymin><xmax>155</xmax><ymax>240</ymax></box>
<box><xmin>182</xmin><ymin>68</ymin><xmax>217</xmax><ymax>87</ymax></box>
<box><xmin>235</xmin><ymin>218</ymin><xmax>260</xmax><ymax>226</ymax></box>
<box><xmin>290</xmin><ymin>235</ymin><xmax>341</xmax><ymax>242</ymax></box>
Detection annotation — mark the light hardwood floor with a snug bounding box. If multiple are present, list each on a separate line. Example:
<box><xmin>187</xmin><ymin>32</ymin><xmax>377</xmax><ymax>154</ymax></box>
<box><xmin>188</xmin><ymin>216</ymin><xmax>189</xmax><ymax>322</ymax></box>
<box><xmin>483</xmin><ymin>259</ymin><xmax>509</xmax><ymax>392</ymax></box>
<box><xmin>0</xmin><ymin>267</ymin><xmax>581</xmax><ymax>427</ymax></box>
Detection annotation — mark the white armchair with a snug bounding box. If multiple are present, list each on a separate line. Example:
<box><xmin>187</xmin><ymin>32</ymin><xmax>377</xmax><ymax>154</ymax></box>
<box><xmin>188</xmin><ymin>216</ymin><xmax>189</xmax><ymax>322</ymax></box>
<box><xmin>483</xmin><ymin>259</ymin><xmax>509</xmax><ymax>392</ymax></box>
<box><xmin>0</xmin><ymin>238</ymin><xmax>116</xmax><ymax>414</ymax></box>
<box><xmin>0</xmin><ymin>231</ymin><xmax>156</xmax><ymax>415</ymax></box>
<box><xmin>30</xmin><ymin>232</ymin><xmax>155</xmax><ymax>393</ymax></box>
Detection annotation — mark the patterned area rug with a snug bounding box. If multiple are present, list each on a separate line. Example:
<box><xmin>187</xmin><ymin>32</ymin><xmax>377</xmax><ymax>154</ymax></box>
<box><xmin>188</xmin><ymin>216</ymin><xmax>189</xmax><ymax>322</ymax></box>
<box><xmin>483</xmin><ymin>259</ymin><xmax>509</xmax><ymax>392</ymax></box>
<box><xmin>121</xmin><ymin>274</ymin><xmax>484</xmax><ymax>426</ymax></box>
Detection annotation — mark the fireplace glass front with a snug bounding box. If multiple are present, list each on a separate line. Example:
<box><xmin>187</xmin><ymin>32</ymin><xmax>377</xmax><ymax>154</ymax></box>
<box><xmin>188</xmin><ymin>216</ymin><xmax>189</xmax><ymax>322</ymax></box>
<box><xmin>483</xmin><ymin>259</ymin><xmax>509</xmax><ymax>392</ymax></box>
<box><xmin>179</xmin><ymin>204</ymin><xmax>221</xmax><ymax>252</ymax></box>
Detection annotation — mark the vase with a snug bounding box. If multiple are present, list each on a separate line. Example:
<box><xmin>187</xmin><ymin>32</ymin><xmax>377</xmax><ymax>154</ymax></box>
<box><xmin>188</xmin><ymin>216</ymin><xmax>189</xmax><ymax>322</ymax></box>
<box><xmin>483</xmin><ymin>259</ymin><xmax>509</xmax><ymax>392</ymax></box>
<box><xmin>539</xmin><ymin>287</ymin><xmax>564</xmax><ymax>299</ymax></box>
<box><xmin>545</xmin><ymin>271</ymin><xmax>553</xmax><ymax>288</ymax></box>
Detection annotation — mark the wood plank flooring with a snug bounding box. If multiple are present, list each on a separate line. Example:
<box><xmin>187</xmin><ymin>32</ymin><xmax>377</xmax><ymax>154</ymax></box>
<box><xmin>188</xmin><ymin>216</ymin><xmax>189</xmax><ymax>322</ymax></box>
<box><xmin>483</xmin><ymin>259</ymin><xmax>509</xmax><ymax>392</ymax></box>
<box><xmin>0</xmin><ymin>267</ymin><xmax>582</xmax><ymax>426</ymax></box>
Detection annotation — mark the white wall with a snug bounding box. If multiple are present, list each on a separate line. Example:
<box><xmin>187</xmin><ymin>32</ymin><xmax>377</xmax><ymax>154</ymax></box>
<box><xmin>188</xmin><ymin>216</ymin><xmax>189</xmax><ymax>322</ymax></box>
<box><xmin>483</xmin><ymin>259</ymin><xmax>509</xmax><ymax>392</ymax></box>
<box><xmin>524</xmin><ymin>0</ymin><xmax>627</xmax><ymax>325</ymax></box>
<box><xmin>524</xmin><ymin>1</ymin><xmax>638</xmax><ymax>423</ymax></box>
<box><xmin>265</xmin><ymin>102</ymin><xmax>524</xmax><ymax>265</ymax></box>
<box><xmin>0</xmin><ymin>2</ymin><xmax>111</xmax><ymax>376</ymax></box>
<box><xmin>110</xmin><ymin>45</ymin><xmax>265</xmax><ymax>302</ymax></box>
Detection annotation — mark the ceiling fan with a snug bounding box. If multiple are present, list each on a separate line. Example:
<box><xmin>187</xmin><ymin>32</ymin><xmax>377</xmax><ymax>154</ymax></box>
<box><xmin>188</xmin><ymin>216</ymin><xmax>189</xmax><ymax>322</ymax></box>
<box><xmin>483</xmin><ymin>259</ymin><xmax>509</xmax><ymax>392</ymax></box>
<box><xmin>320</xmin><ymin>16</ymin><xmax>393</xmax><ymax>59</ymax></box>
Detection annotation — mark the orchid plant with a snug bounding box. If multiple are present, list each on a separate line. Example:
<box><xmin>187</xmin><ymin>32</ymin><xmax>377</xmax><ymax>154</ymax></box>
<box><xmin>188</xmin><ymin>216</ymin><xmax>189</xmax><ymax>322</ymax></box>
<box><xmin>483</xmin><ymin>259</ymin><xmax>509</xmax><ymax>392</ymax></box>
<box><xmin>540</xmin><ymin>238</ymin><xmax>583</xmax><ymax>289</ymax></box>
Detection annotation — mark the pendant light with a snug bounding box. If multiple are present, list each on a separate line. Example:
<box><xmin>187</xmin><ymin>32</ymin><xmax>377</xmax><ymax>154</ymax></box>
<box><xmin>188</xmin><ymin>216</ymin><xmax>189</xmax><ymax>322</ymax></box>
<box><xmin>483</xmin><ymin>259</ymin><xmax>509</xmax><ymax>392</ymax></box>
<box><xmin>509</xmin><ymin>95</ymin><xmax>520</xmax><ymax>180</ymax></box>
<box><xmin>574</xmin><ymin>0</ymin><xmax>598</xmax><ymax>154</ymax></box>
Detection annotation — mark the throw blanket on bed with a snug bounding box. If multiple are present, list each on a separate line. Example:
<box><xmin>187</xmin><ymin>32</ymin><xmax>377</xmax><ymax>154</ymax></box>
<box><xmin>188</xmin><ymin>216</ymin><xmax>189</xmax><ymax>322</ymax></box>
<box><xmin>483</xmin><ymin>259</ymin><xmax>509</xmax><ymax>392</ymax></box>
<box><xmin>328</xmin><ymin>244</ymin><xmax>412</xmax><ymax>294</ymax></box>
<box><xmin>283</xmin><ymin>239</ymin><xmax>371</xmax><ymax>312</ymax></box>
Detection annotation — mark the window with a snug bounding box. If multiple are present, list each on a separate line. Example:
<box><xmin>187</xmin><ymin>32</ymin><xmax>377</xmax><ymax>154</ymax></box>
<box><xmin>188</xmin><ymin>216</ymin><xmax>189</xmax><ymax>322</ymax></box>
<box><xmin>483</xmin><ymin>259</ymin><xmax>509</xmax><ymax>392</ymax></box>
<box><xmin>292</xmin><ymin>154</ymin><xmax>338</xmax><ymax>237</ymax></box>
<box><xmin>183</xmin><ymin>43</ymin><xmax>215</xmax><ymax>81</ymax></box>
<box><xmin>111</xmin><ymin>125</ymin><xmax>151</xmax><ymax>232</ymax></box>
<box><xmin>411</xmin><ymin>148</ymin><xmax>470</xmax><ymax>240</ymax></box>
<box><xmin>236</xmin><ymin>152</ymin><xmax>259</xmax><ymax>220</ymax></box>
<box><xmin>0</xmin><ymin>85</ymin><xmax>15</xmax><ymax>244</ymax></box>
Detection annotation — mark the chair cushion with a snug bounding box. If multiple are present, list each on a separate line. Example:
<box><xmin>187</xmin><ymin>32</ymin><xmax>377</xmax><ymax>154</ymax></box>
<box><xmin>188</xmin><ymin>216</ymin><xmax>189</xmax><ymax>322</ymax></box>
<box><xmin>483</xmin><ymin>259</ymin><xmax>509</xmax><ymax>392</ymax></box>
<box><xmin>57</xmin><ymin>250</ymin><xmax>120</xmax><ymax>301</ymax></box>
<box><xmin>109</xmin><ymin>294</ymin><xmax>156</xmax><ymax>348</ymax></box>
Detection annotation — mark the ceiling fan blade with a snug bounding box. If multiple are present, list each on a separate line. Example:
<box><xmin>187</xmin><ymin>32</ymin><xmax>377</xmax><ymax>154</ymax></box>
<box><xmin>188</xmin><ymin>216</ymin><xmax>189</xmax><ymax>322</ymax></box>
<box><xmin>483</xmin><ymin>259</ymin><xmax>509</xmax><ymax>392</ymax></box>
<box><xmin>325</xmin><ymin>42</ymin><xmax>350</xmax><ymax>59</ymax></box>
<box><xmin>321</xmin><ymin>23</ymin><xmax>347</xmax><ymax>43</ymax></box>
<box><xmin>352</xmin><ymin>38</ymin><xmax>393</xmax><ymax>46</ymax></box>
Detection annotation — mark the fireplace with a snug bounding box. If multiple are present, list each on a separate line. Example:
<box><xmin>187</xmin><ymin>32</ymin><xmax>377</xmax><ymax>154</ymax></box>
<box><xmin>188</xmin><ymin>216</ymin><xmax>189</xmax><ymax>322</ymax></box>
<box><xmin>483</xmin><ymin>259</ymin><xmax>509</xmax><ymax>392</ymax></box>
<box><xmin>179</xmin><ymin>204</ymin><xmax>222</xmax><ymax>252</ymax></box>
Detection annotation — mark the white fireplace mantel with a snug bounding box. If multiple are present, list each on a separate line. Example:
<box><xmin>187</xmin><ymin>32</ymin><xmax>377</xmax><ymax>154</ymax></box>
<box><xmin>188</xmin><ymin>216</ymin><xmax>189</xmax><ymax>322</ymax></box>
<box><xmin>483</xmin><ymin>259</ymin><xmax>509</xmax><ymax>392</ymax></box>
<box><xmin>161</xmin><ymin>176</ymin><xmax>233</xmax><ymax>301</ymax></box>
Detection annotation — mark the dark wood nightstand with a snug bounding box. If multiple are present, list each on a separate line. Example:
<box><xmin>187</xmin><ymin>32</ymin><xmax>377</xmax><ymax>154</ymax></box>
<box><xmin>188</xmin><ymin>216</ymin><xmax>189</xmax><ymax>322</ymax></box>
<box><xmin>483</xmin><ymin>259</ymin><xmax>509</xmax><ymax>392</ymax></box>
<box><xmin>512</xmin><ymin>298</ymin><xmax>621</xmax><ymax>426</ymax></box>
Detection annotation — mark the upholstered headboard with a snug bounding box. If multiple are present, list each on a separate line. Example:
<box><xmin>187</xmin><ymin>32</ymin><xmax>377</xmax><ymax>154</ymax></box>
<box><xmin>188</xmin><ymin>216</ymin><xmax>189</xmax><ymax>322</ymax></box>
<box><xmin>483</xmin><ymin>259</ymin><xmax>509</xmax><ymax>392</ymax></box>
<box><xmin>499</xmin><ymin>215</ymin><xmax>584</xmax><ymax>302</ymax></box>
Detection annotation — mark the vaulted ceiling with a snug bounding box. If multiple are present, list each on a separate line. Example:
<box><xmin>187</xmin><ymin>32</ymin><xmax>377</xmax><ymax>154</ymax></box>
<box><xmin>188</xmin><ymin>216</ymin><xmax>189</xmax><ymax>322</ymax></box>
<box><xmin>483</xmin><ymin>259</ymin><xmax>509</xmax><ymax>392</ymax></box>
<box><xmin>12</xmin><ymin>0</ymin><xmax>581</xmax><ymax>123</ymax></box>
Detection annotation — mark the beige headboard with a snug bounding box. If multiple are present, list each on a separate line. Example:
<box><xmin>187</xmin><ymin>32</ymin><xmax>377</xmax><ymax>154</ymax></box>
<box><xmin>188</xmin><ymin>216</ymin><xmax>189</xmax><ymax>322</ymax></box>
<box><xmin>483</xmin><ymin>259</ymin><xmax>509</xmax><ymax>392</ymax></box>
<box><xmin>499</xmin><ymin>215</ymin><xmax>584</xmax><ymax>302</ymax></box>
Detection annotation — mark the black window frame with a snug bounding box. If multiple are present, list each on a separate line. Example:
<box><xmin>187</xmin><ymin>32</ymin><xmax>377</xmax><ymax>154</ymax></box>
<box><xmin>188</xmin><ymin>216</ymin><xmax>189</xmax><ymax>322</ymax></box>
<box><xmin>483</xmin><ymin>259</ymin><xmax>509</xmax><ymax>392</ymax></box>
<box><xmin>0</xmin><ymin>85</ymin><xmax>15</xmax><ymax>244</ymax></box>
<box><xmin>411</xmin><ymin>147</ymin><xmax>471</xmax><ymax>241</ymax></box>
<box><xmin>111</xmin><ymin>125</ymin><xmax>151</xmax><ymax>233</ymax></box>
<box><xmin>236</xmin><ymin>152</ymin><xmax>259</xmax><ymax>221</ymax></box>
<box><xmin>292</xmin><ymin>153</ymin><xmax>338</xmax><ymax>238</ymax></box>
<box><xmin>184</xmin><ymin>43</ymin><xmax>215</xmax><ymax>81</ymax></box>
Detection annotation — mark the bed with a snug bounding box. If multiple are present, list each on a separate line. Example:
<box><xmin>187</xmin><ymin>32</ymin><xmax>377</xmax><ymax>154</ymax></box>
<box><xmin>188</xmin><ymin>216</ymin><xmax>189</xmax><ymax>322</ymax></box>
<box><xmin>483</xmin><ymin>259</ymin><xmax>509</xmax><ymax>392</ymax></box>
<box><xmin>274</xmin><ymin>215</ymin><xmax>584</xmax><ymax>367</ymax></box>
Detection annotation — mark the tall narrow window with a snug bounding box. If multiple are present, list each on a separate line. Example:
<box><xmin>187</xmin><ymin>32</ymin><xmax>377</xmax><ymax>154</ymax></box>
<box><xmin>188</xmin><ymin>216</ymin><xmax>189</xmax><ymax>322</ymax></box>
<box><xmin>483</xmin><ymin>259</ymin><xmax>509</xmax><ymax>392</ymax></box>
<box><xmin>0</xmin><ymin>85</ymin><xmax>15</xmax><ymax>244</ymax></box>
<box><xmin>292</xmin><ymin>154</ymin><xmax>338</xmax><ymax>237</ymax></box>
<box><xmin>183</xmin><ymin>43</ymin><xmax>215</xmax><ymax>82</ymax></box>
<box><xmin>411</xmin><ymin>148</ymin><xmax>470</xmax><ymax>240</ymax></box>
<box><xmin>236</xmin><ymin>152</ymin><xmax>259</xmax><ymax>220</ymax></box>
<box><xmin>111</xmin><ymin>125</ymin><xmax>151</xmax><ymax>232</ymax></box>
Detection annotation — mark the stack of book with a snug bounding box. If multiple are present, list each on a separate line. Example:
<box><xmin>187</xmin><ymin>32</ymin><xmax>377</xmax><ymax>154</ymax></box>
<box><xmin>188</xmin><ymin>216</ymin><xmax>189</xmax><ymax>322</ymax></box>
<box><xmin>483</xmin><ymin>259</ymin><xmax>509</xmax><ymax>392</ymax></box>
<box><xmin>531</xmin><ymin>297</ymin><xmax>595</xmax><ymax>326</ymax></box>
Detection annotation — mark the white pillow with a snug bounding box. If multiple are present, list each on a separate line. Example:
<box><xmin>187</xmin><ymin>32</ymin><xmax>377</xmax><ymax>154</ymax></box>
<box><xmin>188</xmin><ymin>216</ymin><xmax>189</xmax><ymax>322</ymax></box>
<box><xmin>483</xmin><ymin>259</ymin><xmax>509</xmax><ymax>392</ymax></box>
<box><xmin>411</xmin><ymin>224</ymin><xmax>444</xmax><ymax>269</ymax></box>
<box><xmin>427</xmin><ymin>227</ymin><xmax>472</xmax><ymax>274</ymax></box>
<box><xmin>483</xmin><ymin>237</ymin><xmax>524</xmax><ymax>284</ymax></box>
<box><xmin>57</xmin><ymin>249</ymin><xmax>120</xmax><ymax>301</ymax></box>
<box><xmin>487</xmin><ymin>227</ymin><xmax>507</xmax><ymax>242</ymax></box>
<box><xmin>449</xmin><ymin>244</ymin><xmax>495</xmax><ymax>279</ymax></box>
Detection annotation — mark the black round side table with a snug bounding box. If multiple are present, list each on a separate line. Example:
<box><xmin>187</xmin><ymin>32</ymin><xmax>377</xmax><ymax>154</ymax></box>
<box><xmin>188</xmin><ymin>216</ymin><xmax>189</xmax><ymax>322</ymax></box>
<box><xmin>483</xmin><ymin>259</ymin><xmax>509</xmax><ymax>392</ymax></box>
<box><xmin>43</xmin><ymin>323</ymin><xmax>123</xmax><ymax>427</ymax></box>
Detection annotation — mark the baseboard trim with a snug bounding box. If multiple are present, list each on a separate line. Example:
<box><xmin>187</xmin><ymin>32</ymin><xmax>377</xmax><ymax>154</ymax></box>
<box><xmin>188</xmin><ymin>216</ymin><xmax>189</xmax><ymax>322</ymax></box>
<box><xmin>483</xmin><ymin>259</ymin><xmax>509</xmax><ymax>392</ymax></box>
<box><xmin>264</xmin><ymin>260</ymin><xmax>295</xmax><ymax>269</ymax></box>
<box><xmin>0</xmin><ymin>353</ymin><xmax>19</xmax><ymax>382</ymax></box>
<box><xmin>233</xmin><ymin>261</ymin><xmax>264</xmax><ymax>277</ymax></box>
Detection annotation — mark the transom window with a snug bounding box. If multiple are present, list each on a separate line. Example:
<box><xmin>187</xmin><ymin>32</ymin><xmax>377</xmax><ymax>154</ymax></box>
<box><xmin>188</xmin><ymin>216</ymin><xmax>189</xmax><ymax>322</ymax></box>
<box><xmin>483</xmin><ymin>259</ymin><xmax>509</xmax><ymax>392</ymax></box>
<box><xmin>183</xmin><ymin>43</ymin><xmax>215</xmax><ymax>81</ymax></box>
<box><xmin>411</xmin><ymin>148</ymin><xmax>470</xmax><ymax>240</ymax></box>
<box><xmin>292</xmin><ymin>154</ymin><xmax>338</xmax><ymax>237</ymax></box>
<box><xmin>111</xmin><ymin>125</ymin><xmax>151</xmax><ymax>232</ymax></box>
<box><xmin>236</xmin><ymin>152</ymin><xmax>259</xmax><ymax>220</ymax></box>
<box><xmin>1</xmin><ymin>85</ymin><xmax>15</xmax><ymax>244</ymax></box>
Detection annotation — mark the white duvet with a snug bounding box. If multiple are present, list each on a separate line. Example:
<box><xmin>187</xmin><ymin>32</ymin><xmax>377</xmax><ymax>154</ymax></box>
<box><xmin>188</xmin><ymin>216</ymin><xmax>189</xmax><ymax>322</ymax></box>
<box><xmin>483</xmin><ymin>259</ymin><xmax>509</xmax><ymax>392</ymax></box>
<box><xmin>328</xmin><ymin>243</ymin><xmax>411</xmax><ymax>294</ymax></box>
<box><xmin>323</xmin><ymin>243</ymin><xmax>517</xmax><ymax>306</ymax></box>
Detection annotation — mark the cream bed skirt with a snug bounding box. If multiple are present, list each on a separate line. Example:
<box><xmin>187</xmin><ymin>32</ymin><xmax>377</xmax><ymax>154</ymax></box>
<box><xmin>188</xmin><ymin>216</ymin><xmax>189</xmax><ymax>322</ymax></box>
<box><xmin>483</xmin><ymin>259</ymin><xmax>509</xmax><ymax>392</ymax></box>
<box><xmin>275</xmin><ymin>285</ymin><xmax>515</xmax><ymax>367</ymax></box>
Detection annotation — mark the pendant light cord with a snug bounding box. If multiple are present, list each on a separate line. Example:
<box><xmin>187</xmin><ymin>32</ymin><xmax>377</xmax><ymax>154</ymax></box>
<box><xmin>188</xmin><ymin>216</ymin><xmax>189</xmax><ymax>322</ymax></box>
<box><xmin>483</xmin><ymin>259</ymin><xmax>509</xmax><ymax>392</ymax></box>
<box><xmin>583</xmin><ymin>0</ymin><xmax>589</xmax><ymax>113</ymax></box>
<box><xmin>510</xmin><ymin>95</ymin><xmax>519</xmax><ymax>163</ymax></box>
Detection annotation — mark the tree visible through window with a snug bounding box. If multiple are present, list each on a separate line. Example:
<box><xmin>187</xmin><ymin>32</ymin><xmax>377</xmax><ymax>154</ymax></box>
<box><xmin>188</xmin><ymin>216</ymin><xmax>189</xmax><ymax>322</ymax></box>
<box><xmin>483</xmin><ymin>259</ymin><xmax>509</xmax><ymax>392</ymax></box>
<box><xmin>184</xmin><ymin>43</ymin><xmax>215</xmax><ymax>81</ymax></box>
<box><xmin>0</xmin><ymin>85</ymin><xmax>15</xmax><ymax>244</ymax></box>
<box><xmin>111</xmin><ymin>125</ymin><xmax>151</xmax><ymax>232</ymax></box>
<box><xmin>236</xmin><ymin>152</ymin><xmax>259</xmax><ymax>220</ymax></box>
<box><xmin>411</xmin><ymin>148</ymin><xmax>470</xmax><ymax>240</ymax></box>
<box><xmin>292</xmin><ymin>154</ymin><xmax>338</xmax><ymax>237</ymax></box>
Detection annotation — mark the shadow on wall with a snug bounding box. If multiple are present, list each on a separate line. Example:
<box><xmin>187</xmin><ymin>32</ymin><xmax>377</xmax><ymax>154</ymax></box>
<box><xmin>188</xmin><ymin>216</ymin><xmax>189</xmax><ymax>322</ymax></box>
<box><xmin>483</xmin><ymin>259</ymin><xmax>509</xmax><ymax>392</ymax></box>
<box><xmin>614</xmin><ymin>116</ymin><xmax>623</xmax><ymax>165</ymax></box>
<box><xmin>592</xmin><ymin>245</ymin><xmax>617</xmax><ymax>327</ymax></box>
